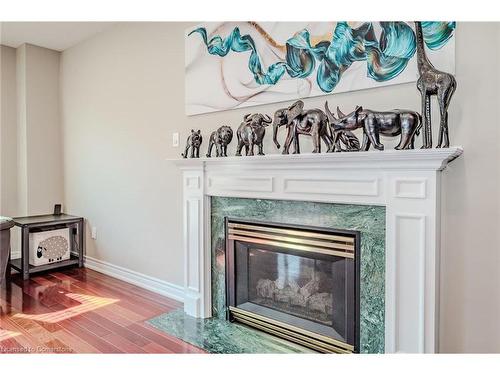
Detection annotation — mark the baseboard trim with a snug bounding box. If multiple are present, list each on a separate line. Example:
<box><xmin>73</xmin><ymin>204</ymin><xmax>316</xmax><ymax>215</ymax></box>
<box><xmin>84</xmin><ymin>255</ymin><xmax>185</xmax><ymax>303</ymax></box>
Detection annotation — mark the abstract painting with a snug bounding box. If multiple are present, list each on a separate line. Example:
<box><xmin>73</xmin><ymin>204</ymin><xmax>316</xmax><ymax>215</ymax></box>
<box><xmin>185</xmin><ymin>22</ymin><xmax>456</xmax><ymax>116</ymax></box>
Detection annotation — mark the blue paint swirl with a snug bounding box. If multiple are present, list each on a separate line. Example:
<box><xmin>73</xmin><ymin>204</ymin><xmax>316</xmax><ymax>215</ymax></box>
<box><xmin>365</xmin><ymin>22</ymin><xmax>415</xmax><ymax>82</ymax></box>
<box><xmin>188</xmin><ymin>27</ymin><xmax>288</xmax><ymax>85</ymax></box>
<box><xmin>421</xmin><ymin>21</ymin><xmax>456</xmax><ymax>49</ymax></box>
<box><xmin>189</xmin><ymin>21</ymin><xmax>455</xmax><ymax>93</ymax></box>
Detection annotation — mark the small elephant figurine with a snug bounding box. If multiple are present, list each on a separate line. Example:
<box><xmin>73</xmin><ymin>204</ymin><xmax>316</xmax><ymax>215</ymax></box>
<box><xmin>236</xmin><ymin>113</ymin><xmax>272</xmax><ymax>156</ymax></box>
<box><xmin>272</xmin><ymin>100</ymin><xmax>334</xmax><ymax>154</ymax></box>
<box><xmin>181</xmin><ymin>129</ymin><xmax>203</xmax><ymax>158</ymax></box>
<box><xmin>325</xmin><ymin>102</ymin><xmax>421</xmax><ymax>151</ymax></box>
<box><xmin>206</xmin><ymin>126</ymin><xmax>233</xmax><ymax>157</ymax></box>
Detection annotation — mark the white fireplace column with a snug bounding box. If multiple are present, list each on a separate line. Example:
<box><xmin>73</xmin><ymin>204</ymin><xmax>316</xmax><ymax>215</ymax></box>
<box><xmin>179</xmin><ymin>166</ymin><xmax>212</xmax><ymax>318</ymax></box>
<box><xmin>173</xmin><ymin>147</ymin><xmax>463</xmax><ymax>353</ymax></box>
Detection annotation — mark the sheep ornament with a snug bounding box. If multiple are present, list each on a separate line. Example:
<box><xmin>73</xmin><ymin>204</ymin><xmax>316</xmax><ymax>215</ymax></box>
<box><xmin>37</xmin><ymin>235</ymin><xmax>69</xmax><ymax>263</ymax></box>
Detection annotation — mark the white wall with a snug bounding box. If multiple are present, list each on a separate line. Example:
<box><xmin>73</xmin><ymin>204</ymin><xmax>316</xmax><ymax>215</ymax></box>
<box><xmin>1</xmin><ymin>43</ymin><xmax>63</xmax><ymax>255</ymax></box>
<box><xmin>59</xmin><ymin>22</ymin><xmax>500</xmax><ymax>353</ymax></box>
<box><xmin>439</xmin><ymin>23</ymin><xmax>500</xmax><ymax>352</ymax></box>
<box><xmin>20</xmin><ymin>44</ymin><xmax>63</xmax><ymax>215</ymax></box>
<box><xmin>0</xmin><ymin>45</ymin><xmax>18</xmax><ymax>216</ymax></box>
<box><xmin>2</xmin><ymin>43</ymin><xmax>64</xmax><ymax>217</ymax></box>
<box><xmin>15</xmin><ymin>44</ymin><xmax>27</xmax><ymax>215</ymax></box>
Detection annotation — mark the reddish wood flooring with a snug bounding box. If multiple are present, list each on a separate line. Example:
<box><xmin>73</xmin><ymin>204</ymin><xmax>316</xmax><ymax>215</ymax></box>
<box><xmin>0</xmin><ymin>267</ymin><xmax>206</xmax><ymax>353</ymax></box>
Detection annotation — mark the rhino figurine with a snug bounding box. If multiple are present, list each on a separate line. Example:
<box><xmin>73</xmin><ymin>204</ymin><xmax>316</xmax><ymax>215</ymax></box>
<box><xmin>325</xmin><ymin>101</ymin><xmax>422</xmax><ymax>151</ymax></box>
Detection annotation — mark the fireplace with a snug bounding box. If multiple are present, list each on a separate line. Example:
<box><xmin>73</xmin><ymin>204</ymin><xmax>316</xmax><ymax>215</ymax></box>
<box><xmin>225</xmin><ymin>218</ymin><xmax>360</xmax><ymax>353</ymax></box>
<box><xmin>174</xmin><ymin>148</ymin><xmax>462</xmax><ymax>352</ymax></box>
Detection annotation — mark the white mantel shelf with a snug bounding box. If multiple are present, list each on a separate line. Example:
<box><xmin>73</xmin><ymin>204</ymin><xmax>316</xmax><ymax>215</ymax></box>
<box><xmin>171</xmin><ymin>147</ymin><xmax>463</xmax><ymax>171</ymax></box>
<box><xmin>171</xmin><ymin>146</ymin><xmax>463</xmax><ymax>354</ymax></box>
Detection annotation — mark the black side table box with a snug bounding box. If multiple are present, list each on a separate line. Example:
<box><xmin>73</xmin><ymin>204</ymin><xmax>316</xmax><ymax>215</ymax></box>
<box><xmin>10</xmin><ymin>214</ymin><xmax>84</xmax><ymax>280</ymax></box>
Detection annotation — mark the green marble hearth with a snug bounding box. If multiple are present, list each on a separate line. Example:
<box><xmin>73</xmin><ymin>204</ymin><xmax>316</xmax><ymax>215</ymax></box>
<box><xmin>148</xmin><ymin>309</ymin><xmax>313</xmax><ymax>353</ymax></box>
<box><xmin>148</xmin><ymin>197</ymin><xmax>385</xmax><ymax>354</ymax></box>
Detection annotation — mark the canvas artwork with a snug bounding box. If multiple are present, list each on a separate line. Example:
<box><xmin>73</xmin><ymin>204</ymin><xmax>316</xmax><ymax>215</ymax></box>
<box><xmin>185</xmin><ymin>22</ymin><xmax>456</xmax><ymax>116</ymax></box>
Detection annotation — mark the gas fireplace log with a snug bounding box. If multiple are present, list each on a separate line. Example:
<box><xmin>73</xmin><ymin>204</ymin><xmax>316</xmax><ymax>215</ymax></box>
<box><xmin>274</xmin><ymin>286</ymin><xmax>295</xmax><ymax>303</ymax></box>
<box><xmin>255</xmin><ymin>277</ymin><xmax>330</xmax><ymax>312</ymax></box>
<box><xmin>309</xmin><ymin>292</ymin><xmax>333</xmax><ymax>314</ymax></box>
<box><xmin>289</xmin><ymin>293</ymin><xmax>308</xmax><ymax>307</ymax></box>
<box><xmin>256</xmin><ymin>279</ymin><xmax>276</xmax><ymax>299</ymax></box>
<box><xmin>289</xmin><ymin>279</ymin><xmax>300</xmax><ymax>294</ymax></box>
<box><xmin>300</xmin><ymin>277</ymin><xmax>320</xmax><ymax>299</ymax></box>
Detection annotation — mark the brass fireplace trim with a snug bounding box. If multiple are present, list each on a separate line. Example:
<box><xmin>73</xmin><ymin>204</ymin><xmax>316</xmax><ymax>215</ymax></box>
<box><xmin>229</xmin><ymin>229</ymin><xmax>354</xmax><ymax>251</ymax></box>
<box><xmin>228</xmin><ymin>235</ymin><xmax>354</xmax><ymax>259</ymax></box>
<box><xmin>234</xmin><ymin>315</ymin><xmax>350</xmax><ymax>354</ymax></box>
<box><xmin>228</xmin><ymin>222</ymin><xmax>355</xmax><ymax>244</ymax></box>
<box><xmin>229</xmin><ymin>306</ymin><xmax>354</xmax><ymax>354</ymax></box>
<box><xmin>227</xmin><ymin>223</ymin><xmax>355</xmax><ymax>259</ymax></box>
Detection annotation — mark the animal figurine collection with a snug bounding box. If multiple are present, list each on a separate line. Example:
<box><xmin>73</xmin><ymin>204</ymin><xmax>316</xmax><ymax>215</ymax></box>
<box><xmin>206</xmin><ymin>125</ymin><xmax>233</xmax><ymax>157</ymax></box>
<box><xmin>181</xmin><ymin>129</ymin><xmax>203</xmax><ymax>158</ymax></box>
<box><xmin>235</xmin><ymin>113</ymin><xmax>272</xmax><ymax>156</ymax></box>
<box><xmin>181</xmin><ymin>22</ymin><xmax>455</xmax><ymax>158</ymax></box>
<box><xmin>414</xmin><ymin>21</ymin><xmax>456</xmax><ymax>149</ymax></box>
<box><xmin>272</xmin><ymin>100</ymin><xmax>333</xmax><ymax>154</ymax></box>
<box><xmin>325</xmin><ymin>102</ymin><xmax>421</xmax><ymax>151</ymax></box>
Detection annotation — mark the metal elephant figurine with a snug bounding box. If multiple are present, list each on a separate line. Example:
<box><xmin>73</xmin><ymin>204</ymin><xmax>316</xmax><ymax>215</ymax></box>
<box><xmin>325</xmin><ymin>102</ymin><xmax>421</xmax><ymax>151</ymax></box>
<box><xmin>206</xmin><ymin>125</ymin><xmax>233</xmax><ymax>157</ymax></box>
<box><xmin>235</xmin><ymin>113</ymin><xmax>272</xmax><ymax>156</ymax></box>
<box><xmin>181</xmin><ymin>129</ymin><xmax>203</xmax><ymax>158</ymax></box>
<box><xmin>272</xmin><ymin>100</ymin><xmax>333</xmax><ymax>154</ymax></box>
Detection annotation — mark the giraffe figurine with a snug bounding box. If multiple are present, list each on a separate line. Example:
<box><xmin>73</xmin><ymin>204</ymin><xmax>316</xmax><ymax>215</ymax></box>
<box><xmin>414</xmin><ymin>21</ymin><xmax>457</xmax><ymax>148</ymax></box>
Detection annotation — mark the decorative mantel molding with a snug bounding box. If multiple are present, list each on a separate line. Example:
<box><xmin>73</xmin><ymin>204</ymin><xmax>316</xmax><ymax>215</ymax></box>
<box><xmin>172</xmin><ymin>147</ymin><xmax>463</xmax><ymax>171</ymax></box>
<box><xmin>171</xmin><ymin>147</ymin><xmax>463</xmax><ymax>353</ymax></box>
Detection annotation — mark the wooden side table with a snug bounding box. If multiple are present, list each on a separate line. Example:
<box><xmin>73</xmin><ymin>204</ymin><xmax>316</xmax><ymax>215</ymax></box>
<box><xmin>10</xmin><ymin>214</ymin><xmax>85</xmax><ymax>280</ymax></box>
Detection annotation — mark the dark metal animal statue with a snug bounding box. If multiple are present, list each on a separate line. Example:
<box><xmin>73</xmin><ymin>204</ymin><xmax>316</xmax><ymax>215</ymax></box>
<box><xmin>181</xmin><ymin>129</ymin><xmax>203</xmax><ymax>158</ymax></box>
<box><xmin>415</xmin><ymin>21</ymin><xmax>457</xmax><ymax>148</ymax></box>
<box><xmin>272</xmin><ymin>100</ymin><xmax>333</xmax><ymax>154</ymax></box>
<box><xmin>206</xmin><ymin>126</ymin><xmax>233</xmax><ymax>157</ymax></box>
<box><xmin>325</xmin><ymin>102</ymin><xmax>421</xmax><ymax>151</ymax></box>
<box><xmin>236</xmin><ymin>113</ymin><xmax>272</xmax><ymax>156</ymax></box>
<box><xmin>334</xmin><ymin>131</ymin><xmax>361</xmax><ymax>152</ymax></box>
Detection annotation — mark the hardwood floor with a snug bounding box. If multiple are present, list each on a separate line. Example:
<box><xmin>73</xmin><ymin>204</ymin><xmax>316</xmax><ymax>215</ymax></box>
<box><xmin>0</xmin><ymin>267</ymin><xmax>206</xmax><ymax>354</ymax></box>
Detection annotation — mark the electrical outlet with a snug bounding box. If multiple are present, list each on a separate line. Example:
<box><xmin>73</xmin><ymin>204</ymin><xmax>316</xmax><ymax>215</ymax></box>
<box><xmin>172</xmin><ymin>132</ymin><xmax>180</xmax><ymax>147</ymax></box>
<box><xmin>91</xmin><ymin>227</ymin><xmax>97</xmax><ymax>240</ymax></box>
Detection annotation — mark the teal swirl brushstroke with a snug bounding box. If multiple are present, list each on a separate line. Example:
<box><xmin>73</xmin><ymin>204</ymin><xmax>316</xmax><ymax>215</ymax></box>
<box><xmin>379</xmin><ymin>22</ymin><xmax>416</xmax><ymax>59</ymax></box>
<box><xmin>284</xmin><ymin>29</ymin><xmax>323</xmax><ymax>79</ymax></box>
<box><xmin>316</xmin><ymin>22</ymin><xmax>367</xmax><ymax>92</ymax></box>
<box><xmin>189</xmin><ymin>21</ymin><xmax>455</xmax><ymax>93</ymax></box>
<box><xmin>365</xmin><ymin>22</ymin><xmax>415</xmax><ymax>82</ymax></box>
<box><xmin>188</xmin><ymin>27</ymin><xmax>288</xmax><ymax>85</ymax></box>
<box><xmin>421</xmin><ymin>21</ymin><xmax>456</xmax><ymax>49</ymax></box>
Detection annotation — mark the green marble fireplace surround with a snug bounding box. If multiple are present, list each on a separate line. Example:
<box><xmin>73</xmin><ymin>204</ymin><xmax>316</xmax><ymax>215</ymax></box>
<box><xmin>210</xmin><ymin>196</ymin><xmax>386</xmax><ymax>354</ymax></box>
<box><xmin>149</xmin><ymin>196</ymin><xmax>386</xmax><ymax>353</ymax></box>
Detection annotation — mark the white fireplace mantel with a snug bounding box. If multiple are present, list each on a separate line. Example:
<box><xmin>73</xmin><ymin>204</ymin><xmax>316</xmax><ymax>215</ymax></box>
<box><xmin>171</xmin><ymin>147</ymin><xmax>463</xmax><ymax>353</ymax></box>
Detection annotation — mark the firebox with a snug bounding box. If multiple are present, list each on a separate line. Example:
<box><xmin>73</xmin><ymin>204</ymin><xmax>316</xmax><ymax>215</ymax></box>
<box><xmin>225</xmin><ymin>218</ymin><xmax>360</xmax><ymax>353</ymax></box>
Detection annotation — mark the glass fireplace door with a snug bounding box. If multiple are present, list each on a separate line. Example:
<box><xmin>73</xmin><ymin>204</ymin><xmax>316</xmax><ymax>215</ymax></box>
<box><xmin>226</xmin><ymin>219</ymin><xmax>360</xmax><ymax>353</ymax></box>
